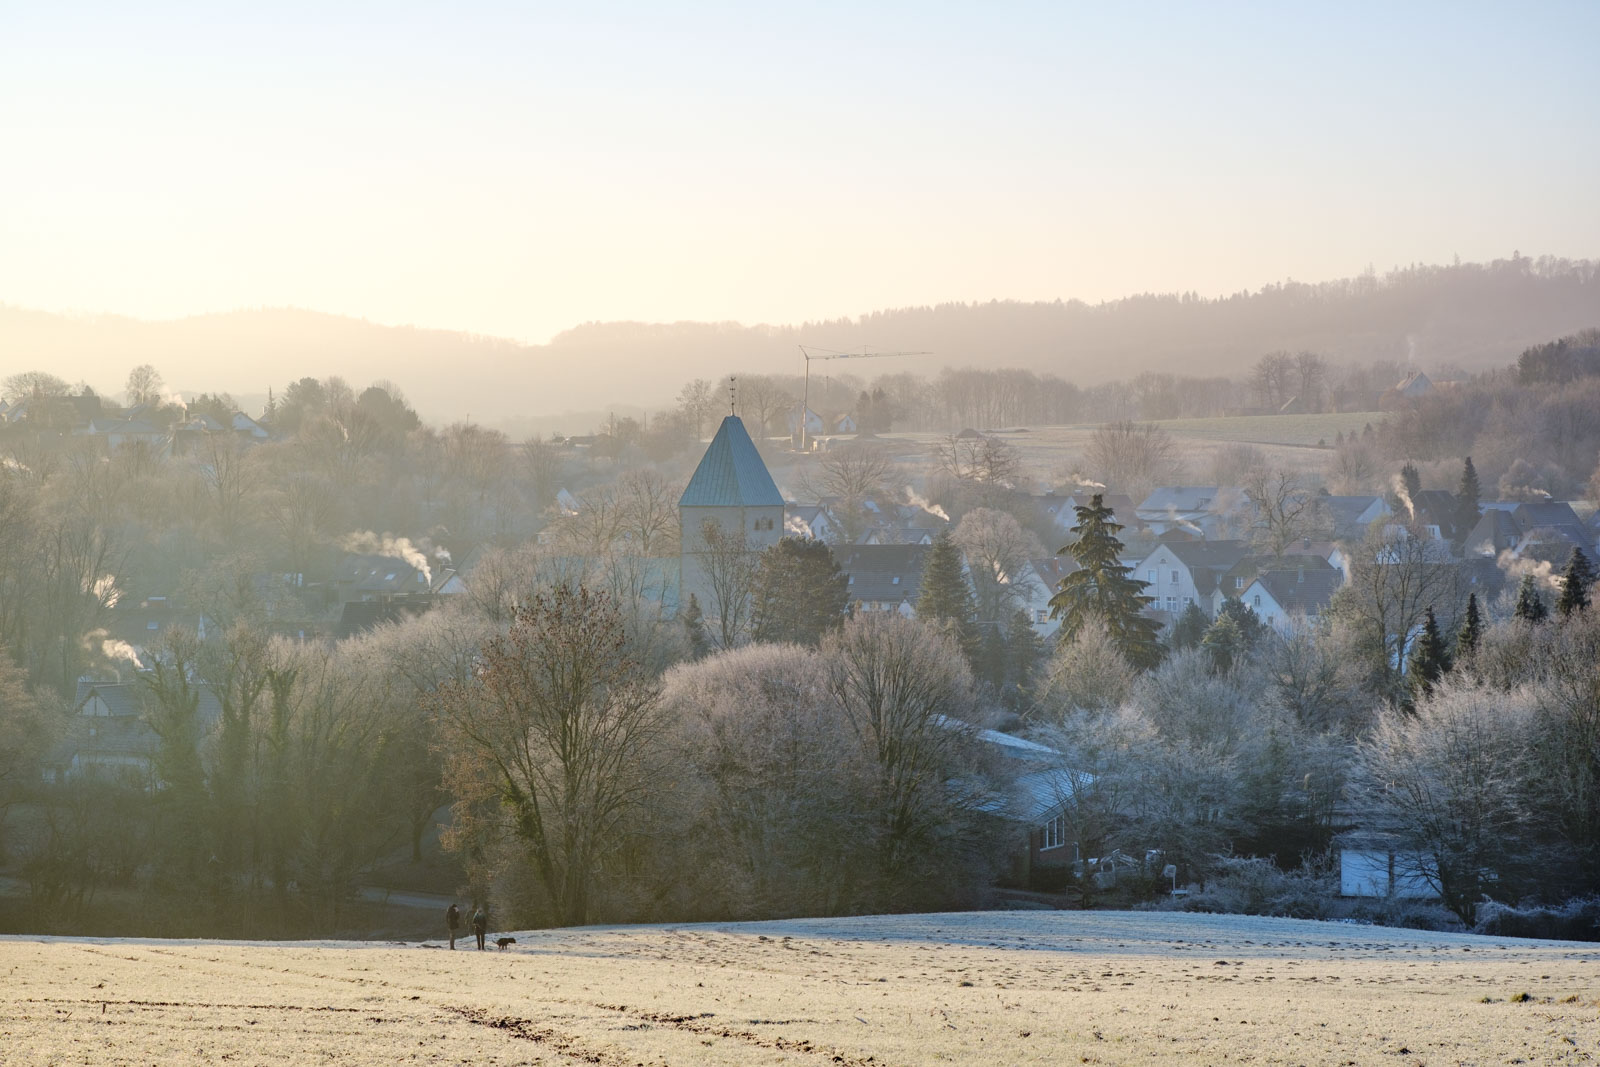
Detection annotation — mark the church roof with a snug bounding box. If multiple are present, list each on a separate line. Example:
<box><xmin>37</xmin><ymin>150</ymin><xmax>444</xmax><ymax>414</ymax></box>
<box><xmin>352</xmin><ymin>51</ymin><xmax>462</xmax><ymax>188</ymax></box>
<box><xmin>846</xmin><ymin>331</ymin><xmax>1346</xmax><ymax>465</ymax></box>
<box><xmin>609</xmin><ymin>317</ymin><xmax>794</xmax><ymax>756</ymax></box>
<box><xmin>680</xmin><ymin>416</ymin><xmax>783</xmax><ymax>508</ymax></box>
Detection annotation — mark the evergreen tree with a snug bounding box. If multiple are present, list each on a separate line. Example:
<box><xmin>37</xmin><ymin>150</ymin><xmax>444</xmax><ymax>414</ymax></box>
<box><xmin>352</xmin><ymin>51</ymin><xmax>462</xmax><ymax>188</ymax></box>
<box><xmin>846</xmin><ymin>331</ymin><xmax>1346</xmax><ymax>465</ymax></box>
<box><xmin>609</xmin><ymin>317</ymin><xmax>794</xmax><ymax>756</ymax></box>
<box><xmin>1452</xmin><ymin>457</ymin><xmax>1481</xmax><ymax>551</ymax></box>
<box><xmin>1455</xmin><ymin>591</ymin><xmax>1482</xmax><ymax>660</ymax></box>
<box><xmin>1168</xmin><ymin>601</ymin><xmax>1210</xmax><ymax>652</ymax></box>
<box><xmin>682</xmin><ymin>594</ymin><xmax>709</xmax><ymax>659</ymax></box>
<box><xmin>750</xmin><ymin>537</ymin><xmax>849</xmax><ymax>645</ymax></box>
<box><xmin>1406</xmin><ymin>605</ymin><xmax>1451</xmax><ymax>703</ymax></box>
<box><xmin>1217</xmin><ymin>597</ymin><xmax>1267</xmax><ymax>650</ymax></box>
<box><xmin>1006</xmin><ymin>608</ymin><xmax>1044</xmax><ymax>690</ymax></box>
<box><xmin>1400</xmin><ymin>462</ymin><xmax>1422</xmax><ymax>502</ymax></box>
<box><xmin>1514</xmin><ymin>574</ymin><xmax>1548</xmax><ymax>624</ymax></box>
<box><xmin>1201</xmin><ymin>612</ymin><xmax>1244</xmax><ymax>675</ymax></box>
<box><xmin>917</xmin><ymin>530</ymin><xmax>980</xmax><ymax>660</ymax></box>
<box><xmin>976</xmin><ymin>622</ymin><xmax>1008</xmax><ymax>690</ymax></box>
<box><xmin>1556</xmin><ymin>547</ymin><xmax>1595</xmax><ymax>617</ymax></box>
<box><xmin>1048</xmin><ymin>494</ymin><xmax>1162</xmax><ymax>669</ymax></box>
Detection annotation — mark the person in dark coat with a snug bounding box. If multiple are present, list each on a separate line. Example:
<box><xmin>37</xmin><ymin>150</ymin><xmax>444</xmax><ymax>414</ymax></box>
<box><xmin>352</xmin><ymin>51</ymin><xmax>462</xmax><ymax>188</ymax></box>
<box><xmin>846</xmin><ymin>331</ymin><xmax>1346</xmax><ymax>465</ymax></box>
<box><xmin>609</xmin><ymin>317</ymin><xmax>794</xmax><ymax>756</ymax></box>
<box><xmin>471</xmin><ymin>906</ymin><xmax>487</xmax><ymax>951</ymax></box>
<box><xmin>445</xmin><ymin>903</ymin><xmax>461</xmax><ymax>949</ymax></box>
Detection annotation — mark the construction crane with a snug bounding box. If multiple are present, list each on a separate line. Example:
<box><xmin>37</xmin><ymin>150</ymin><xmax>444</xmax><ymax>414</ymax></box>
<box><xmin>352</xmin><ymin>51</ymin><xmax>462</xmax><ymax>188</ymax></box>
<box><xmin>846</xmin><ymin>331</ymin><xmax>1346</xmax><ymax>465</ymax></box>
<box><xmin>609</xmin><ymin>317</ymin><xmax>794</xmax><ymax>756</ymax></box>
<box><xmin>796</xmin><ymin>345</ymin><xmax>931</xmax><ymax>451</ymax></box>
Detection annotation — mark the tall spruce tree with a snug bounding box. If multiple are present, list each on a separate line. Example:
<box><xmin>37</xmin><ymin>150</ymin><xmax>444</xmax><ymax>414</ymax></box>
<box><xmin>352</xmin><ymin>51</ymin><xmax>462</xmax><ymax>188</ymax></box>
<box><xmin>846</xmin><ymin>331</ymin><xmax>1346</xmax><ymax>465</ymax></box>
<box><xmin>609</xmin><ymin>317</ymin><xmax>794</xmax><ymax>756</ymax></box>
<box><xmin>1455</xmin><ymin>591</ymin><xmax>1482</xmax><ymax>660</ymax></box>
<box><xmin>1201</xmin><ymin>612</ymin><xmax>1244</xmax><ymax>675</ymax></box>
<box><xmin>1006</xmin><ymin>608</ymin><xmax>1044</xmax><ymax>690</ymax></box>
<box><xmin>682</xmin><ymin>594</ymin><xmax>710</xmax><ymax>659</ymax></box>
<box><xmin>1556</xmin><ymin>547</ymin><xmax>1595</xmax><ymax>617</ymax></box>
<box><xmin>1452</xmin><ymin>457</ymin><xmax>1481</xmax><ymax>552</ymax></box>
<box><xmin>1168</xmin><ymin>601</ymin><xmax>1210</xmax><ymax>651</ymax></box>
<box><xmin>1406</xmin><ymin>605</ymin><xmax>1451</xmax><ymax>703</ymax></box>
<box><xmin>750</xmin><ymin>537</ymin><xmax>849</xmax><ymax>646</ymax></box>
<box><xmin>1514</xmin><ymin>574</ymin><xmax>1548</xmax><ymax>624</ymax></box>
<box><xmin>917</xmin><ymin>530</ymin><xmax>980</xmax><ymax>660</ymax></box>
<box><xmin>1047</xmin><ymin>494</ymin><xmax>1162</xmax><ymax>669</ymax></box>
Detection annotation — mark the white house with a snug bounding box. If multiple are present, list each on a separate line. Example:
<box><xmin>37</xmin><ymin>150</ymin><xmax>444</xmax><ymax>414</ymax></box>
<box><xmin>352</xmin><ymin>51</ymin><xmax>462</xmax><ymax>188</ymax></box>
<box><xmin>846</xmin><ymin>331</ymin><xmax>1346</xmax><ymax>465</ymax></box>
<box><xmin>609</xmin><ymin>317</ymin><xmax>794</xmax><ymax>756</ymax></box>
<box><xmin>1136</xmin><ymin>488</ymin><xmax>1249</xmax><ymax>540</ymax></box>
<box><xmin>1131</xmin><ymin>540</ymin><xmax>1250</xmax><ymax>618</ymax></box>
<box><xmin>1238</xmin><ymin>562</ymin><xmax>1344</xmax><ymax>632</ymax></box>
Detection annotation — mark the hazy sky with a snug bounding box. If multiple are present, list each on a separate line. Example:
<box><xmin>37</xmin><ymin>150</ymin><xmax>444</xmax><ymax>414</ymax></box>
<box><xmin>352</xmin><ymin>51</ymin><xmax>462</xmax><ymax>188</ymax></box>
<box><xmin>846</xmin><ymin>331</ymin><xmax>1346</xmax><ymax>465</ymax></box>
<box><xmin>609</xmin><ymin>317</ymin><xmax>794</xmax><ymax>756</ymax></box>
<box><xmin>4</xmin><ymin>2</ymin><xmax>1598</xmax><ymax>344</ymax></box>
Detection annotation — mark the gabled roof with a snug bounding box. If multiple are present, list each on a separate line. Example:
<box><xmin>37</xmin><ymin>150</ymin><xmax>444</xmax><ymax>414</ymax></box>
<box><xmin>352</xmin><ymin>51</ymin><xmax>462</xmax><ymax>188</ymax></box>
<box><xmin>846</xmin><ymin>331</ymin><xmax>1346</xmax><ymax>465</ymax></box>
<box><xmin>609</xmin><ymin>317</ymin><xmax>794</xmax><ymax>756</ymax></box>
<box><xmin>1464</xmin><ymin>509</ymin><xmax>1520</xmax><ymax>556</ymax></box>
<box><xmin>1137</xmin><ymin>487</ymin><xmax>1225</xmax><ymax>515</ymax></box>
<box><xmin>1250</xmin><ymin>566</ymin><xmax>1343</xmax><ymax>617</ymax></box>
<box><xmin>837</xmin><ymin>544</ymin><xmax>931</xmax><ymax>604</ymax></box>
<box><xmin>1512</xmin><ymin>501</ymin><xmax>1588</xmax><ymax>543</ymax></box>
<box><xmin>1322</xmin><ymin>495</ymin><xmax>1389</xmax><ymax>536</ymax></box>
<box><xmin>1157</xmin><ymin>539</ymin><xmax>1250</xmax><ymax>571</ymax></box>
<box><xmin>680</xmin><ymin>416</ymin><xmax>783</xmax><ymax>509</ymax></box>
<box><xmin>1411</xmin><ymin>489</ymin><xmax>1460</xmax><ymax>541</ymax></box>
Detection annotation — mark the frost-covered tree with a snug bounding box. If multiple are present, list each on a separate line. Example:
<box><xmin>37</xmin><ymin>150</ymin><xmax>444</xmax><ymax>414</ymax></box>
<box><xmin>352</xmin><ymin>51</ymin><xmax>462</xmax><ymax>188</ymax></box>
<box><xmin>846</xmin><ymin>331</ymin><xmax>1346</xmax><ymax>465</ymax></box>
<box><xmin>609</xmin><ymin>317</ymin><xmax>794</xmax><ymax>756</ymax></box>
<box><xmin>1048</xmin><ymin>494</ymin><xmax>1161</xmax><ymax>669</ymax></box>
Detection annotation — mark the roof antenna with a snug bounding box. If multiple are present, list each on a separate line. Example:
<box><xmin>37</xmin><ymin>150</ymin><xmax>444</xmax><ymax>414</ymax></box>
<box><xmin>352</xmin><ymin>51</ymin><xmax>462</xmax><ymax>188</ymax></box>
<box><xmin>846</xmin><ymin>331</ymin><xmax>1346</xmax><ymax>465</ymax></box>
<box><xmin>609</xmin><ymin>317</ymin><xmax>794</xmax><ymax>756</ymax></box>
<box><xmin>729</xmin><ymin>376</ymin><xmax>737</xmax><ymax>416</ymax></box>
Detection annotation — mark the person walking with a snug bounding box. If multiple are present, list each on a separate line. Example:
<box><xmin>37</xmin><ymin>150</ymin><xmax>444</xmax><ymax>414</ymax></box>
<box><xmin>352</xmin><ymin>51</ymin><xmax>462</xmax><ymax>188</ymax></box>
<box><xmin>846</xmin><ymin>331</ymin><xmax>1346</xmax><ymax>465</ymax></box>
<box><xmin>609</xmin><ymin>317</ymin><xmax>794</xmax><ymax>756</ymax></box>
<box><xmin>471</xmin><ymin>906</ymin><xmax>487</xmax><ymax>951</ymax></box>
<box><xmin>445</xmin><ymin>903</ymin><xmax>461</xmax><ymax>950</ymax></box>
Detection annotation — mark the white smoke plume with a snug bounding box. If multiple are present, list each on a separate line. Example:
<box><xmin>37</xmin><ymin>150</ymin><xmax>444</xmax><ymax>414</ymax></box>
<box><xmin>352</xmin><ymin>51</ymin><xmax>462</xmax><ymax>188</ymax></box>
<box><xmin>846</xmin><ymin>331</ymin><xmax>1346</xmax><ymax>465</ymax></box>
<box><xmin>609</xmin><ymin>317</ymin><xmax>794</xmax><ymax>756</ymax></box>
<box><xmin>434</xmin><ymin>545</ymin><xmax>453</xmax><ymax>564</ymax></box>
<box><xmin>341</xmin><ymin>531</ymin><xmax>432</xmax><ymax>584</ymax></box>
<box><xmin>1068</xmin><ymin>476</ymin><xmax>1107</xmax><ymax>490</ymax></box>
<box><xmin>99</xmin><ymin>635</ymin><xmax>142</xmax><ymax>667</ymax></box>
<box><xmin>1390</xmin><ymin>474</ymin><xmax>1416</xmax><ymax>520</ymax></box>
<box><xmin>785</xmin><ymin>514</ymin><xmax>813</xmax><ymax>537</ymax></box>
<box><xmin>1165</xmin><ymin>504</ymin><xmax>1204</xmax><ymax>537</ymax></box>
<box><xmin>903</xmin><ymin>486</ymin><xmax>951</xmax><ymax>523</ymax></box>
<box><xmin>1497</xmin><ymin>549</ymin><xmax>1561</xmax><ymax>592</ymax></box>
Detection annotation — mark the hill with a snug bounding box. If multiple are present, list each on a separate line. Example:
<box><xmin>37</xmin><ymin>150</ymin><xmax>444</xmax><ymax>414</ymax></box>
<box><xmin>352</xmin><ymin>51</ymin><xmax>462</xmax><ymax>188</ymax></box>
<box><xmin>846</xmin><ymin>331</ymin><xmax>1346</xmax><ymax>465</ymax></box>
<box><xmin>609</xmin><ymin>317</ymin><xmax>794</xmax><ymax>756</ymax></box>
<box><xmin>4</xmin><ymin>254</ymin><xmax>1597</xmax><ymax>426</ymax></box>
<box><xmin>4</xmin><ymin>911</ymin><xmax>1595</xmax><ymax>1065</ymax></box>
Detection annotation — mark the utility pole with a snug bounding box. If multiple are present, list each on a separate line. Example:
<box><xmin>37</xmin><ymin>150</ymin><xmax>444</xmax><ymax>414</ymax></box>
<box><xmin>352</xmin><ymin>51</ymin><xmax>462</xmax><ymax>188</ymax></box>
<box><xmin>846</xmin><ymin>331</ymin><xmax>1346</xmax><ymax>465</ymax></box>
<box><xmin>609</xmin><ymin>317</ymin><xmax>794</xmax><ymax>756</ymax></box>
<box><xmin>797</xmin><ymin>346</ymin><xmax>930</xmax><ymax>451</ymax></box>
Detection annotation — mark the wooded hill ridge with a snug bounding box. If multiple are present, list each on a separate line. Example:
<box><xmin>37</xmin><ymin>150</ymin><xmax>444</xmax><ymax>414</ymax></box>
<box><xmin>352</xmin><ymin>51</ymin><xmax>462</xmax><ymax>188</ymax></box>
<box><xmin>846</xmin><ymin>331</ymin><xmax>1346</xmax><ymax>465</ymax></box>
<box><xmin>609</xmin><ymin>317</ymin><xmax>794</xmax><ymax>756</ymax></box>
<box><xmin>5</xmin><ymin>254</ymin><xmax>1596</xmax><ymax>424</ymax></box>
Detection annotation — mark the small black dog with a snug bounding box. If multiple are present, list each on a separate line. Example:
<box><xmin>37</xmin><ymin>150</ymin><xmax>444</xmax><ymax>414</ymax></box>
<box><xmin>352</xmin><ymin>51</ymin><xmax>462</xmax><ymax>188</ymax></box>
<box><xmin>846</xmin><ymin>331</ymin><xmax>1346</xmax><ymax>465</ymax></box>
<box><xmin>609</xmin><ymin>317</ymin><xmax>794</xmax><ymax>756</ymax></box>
<box><xmin>495</xmin><ymin>936</ymin><xmax>516</xmax><ymax>950</ymax></box>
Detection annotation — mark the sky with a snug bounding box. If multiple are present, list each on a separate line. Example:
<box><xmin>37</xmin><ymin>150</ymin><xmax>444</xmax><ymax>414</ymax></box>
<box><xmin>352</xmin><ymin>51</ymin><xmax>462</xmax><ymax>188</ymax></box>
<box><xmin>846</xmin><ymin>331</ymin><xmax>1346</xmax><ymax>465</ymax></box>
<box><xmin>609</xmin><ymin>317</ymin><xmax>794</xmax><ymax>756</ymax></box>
<box><xmin>3</xmin><ymin>1</ymin><xmax>1598</xmax><ymax>345</ymax></box>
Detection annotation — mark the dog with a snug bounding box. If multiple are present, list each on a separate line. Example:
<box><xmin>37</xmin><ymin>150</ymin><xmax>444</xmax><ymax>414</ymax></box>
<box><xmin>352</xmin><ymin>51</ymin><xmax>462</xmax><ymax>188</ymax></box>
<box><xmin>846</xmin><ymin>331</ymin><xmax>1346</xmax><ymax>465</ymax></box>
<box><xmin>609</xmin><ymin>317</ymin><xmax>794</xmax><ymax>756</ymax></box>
<box><xmin>495</xmin><ymin>936</ymin><xmax>516</xmax><ymax>950</ymax></box>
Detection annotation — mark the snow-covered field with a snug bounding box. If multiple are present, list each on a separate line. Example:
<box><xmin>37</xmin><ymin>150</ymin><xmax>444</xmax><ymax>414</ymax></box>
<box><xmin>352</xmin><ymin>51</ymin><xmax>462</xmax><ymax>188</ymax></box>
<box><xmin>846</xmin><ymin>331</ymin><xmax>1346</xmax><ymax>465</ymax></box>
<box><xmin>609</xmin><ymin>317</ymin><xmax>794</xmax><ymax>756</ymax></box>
<box><xmin>5</xmin><ymin>911</ymin><xmax>1598</xmax><ymax>1065</ymax></box>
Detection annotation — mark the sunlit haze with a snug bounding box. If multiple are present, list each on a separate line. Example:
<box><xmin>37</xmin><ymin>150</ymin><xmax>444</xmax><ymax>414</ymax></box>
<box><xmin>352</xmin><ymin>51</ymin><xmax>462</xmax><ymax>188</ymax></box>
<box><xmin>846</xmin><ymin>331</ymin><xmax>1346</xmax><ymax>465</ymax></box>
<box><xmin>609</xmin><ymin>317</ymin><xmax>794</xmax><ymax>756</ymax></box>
<box><xmin>5</xmin><ymin>2</ymin><xmax>1598</xmax><ymax>347</ymax></box>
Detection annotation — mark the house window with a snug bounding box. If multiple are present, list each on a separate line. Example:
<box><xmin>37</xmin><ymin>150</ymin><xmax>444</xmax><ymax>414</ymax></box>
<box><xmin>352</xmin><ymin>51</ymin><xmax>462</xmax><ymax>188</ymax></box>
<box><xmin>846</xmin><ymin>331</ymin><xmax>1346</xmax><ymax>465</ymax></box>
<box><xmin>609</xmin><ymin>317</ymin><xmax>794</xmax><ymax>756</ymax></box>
<box><xmin>1253</xmin><ymin>594</ymin><xmax>1261</xmax><ymax>608</ymax></box>
<box><xmin>1035</xmin><ymin>608</ymin><xmax>1049</xmax><ymax>624</ymax></box>
<box><xmin>1183</xmin><ymin>597</ymin><xmax>1192</xmax><ymax>606</ymax></box>
<box><xmin>1234</xmin><ymin>577</ymin><xmax>1244</xmax><ymax>590</ymax></box>
<box><xmin>1041</xmin><ymin>814</ymin><xmax>1066</xmax><ymax>851</ymax></box>
<box><xmin>1171</xmin><ymin>570</ymin><xmax>1180</xmax><ymax>584</ymax></box>
<box><xmin>1165</xmin><ymin>596</ymin><xmax>1179</xmax><ymax>612</ymax></box>
<box><xmin>891</xmin><ymin>576</ymin><xmax>900</xmax><ymax>585</ymax></box>
<box><xmin>1147</xmin><ymin>569</ymin><xmax>1156</xmax><ymax>585</ymax></box>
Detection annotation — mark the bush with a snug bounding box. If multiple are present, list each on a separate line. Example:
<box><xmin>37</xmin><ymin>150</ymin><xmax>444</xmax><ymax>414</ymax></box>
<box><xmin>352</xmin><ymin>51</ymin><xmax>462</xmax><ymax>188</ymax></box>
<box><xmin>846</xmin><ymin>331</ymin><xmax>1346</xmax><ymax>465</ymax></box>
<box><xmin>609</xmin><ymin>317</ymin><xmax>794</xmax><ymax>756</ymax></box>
<box><xmin>1474</xmin><ymin>898</ymin><xmax>1600</xmax><ymax>942</ymax></box>
<box><xmin>1178</xmin><ymin>856</ymin><xmax>1338</xmax><ymax>919</ymax></box>
<box><xmin>1342</xmin><ymin>897</ymin><xmax>1460</xmax><ymax>932</ymax></box>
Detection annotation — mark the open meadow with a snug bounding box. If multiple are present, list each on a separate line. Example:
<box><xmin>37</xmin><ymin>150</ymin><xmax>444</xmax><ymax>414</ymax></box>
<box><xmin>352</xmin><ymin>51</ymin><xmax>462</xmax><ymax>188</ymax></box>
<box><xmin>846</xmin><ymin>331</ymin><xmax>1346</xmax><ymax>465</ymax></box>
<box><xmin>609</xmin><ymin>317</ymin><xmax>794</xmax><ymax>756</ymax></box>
<box><xmin>5</xmin><ymin>911</ymin><xmax>1597</xmax><ymax>1066</ymax></box>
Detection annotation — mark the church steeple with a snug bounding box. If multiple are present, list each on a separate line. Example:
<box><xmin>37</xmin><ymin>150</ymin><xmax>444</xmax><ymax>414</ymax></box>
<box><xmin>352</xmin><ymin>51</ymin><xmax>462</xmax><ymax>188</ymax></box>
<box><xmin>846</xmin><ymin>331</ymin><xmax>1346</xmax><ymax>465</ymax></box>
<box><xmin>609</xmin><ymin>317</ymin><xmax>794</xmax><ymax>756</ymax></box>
<box><xmin>679</xmin><ymin>416</ymin><xmax>783</xmax><ymax>510</ymax></box>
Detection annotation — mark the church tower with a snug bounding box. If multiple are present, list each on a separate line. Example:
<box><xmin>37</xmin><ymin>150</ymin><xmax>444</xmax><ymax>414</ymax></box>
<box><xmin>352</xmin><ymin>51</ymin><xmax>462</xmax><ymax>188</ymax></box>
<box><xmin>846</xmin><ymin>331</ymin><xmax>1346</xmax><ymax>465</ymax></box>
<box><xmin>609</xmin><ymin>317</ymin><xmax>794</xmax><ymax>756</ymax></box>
<box><xmin>679</xmin><ymin>415</ymin><xmax>784</xmax><ymax>629</ymax></box>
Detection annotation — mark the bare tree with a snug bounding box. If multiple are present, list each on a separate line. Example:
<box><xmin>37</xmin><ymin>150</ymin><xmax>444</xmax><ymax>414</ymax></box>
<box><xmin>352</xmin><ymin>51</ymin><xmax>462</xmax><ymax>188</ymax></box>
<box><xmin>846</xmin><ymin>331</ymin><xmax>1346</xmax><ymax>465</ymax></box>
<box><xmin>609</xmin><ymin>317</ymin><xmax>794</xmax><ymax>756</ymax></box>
<box><xmin>823</xmin><ymin>614</ymin><xmax>988</xmax><ymax>895</ymax></box>
<box><xmin>698</xmin><ymin>521</ymin><xmax>760</xmax><ymax>650</ymax></box>
<box><xmin>1328</xmin><ymin>523</ymin><xmax>1463</xmax><ymax>696</ymax></box>
<box><xmin>935</xmin><ymin>433</ymin><xmax>1022</xmax><ymax>487</ymax></box>
<box><xmin>1242</xmin><ymin>466</ymin><xmax>1324</xmax><ymax>556</ymax></box>
<box><xmin>1250</xmin><ymin>352</ymin><xmax>1294</xmax><ymax>410</ymax></box>
<box><xmin>952</xmin><ymin>507</ymin><xmax>1044</xmax><ymax>622</ymax></box>
<box><xmin>808</xmin><ymin>444</ymin><xmax>893</xmax><ymax>541</ymax></box>
<box><xmin>736</xmin><ymin>375</ymin><xmax>793</xmax><ymax>440</ymax></box>
<box><xmin>677</xmin><ymin>379</ymin><xmax>715</xmax><ymax>440</ymax></box>
<box><xmin>436</xmin><ymin>585</ymin><xmax>667</xmax><ymax>926</ymax></box>
<box><xmin>124</xmin><ymin>364</ymin><xmax>165</xmax><ymax>408</ymax></box>
<box><xmin>1293</xmin><ymin>352</ymin><xmax>1328</xmax><ymax>411</ymax></box>
<box><xmin>1084</xmin><ymin>420</ymin><xmax>1181</xmax><ymax>501</ymax></box>
<box><xmin>1358</xmin><ymin>681</ymin><xmax>1538</xmax><ymax>924</ymax></box>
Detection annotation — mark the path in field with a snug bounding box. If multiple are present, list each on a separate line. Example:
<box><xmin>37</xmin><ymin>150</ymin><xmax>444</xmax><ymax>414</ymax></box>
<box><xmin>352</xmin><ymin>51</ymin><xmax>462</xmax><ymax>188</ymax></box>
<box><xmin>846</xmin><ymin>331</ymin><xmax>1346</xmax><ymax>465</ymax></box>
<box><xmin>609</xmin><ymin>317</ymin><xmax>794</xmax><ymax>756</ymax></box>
<box><xmin>4</xmin><ymin>911</ymin><xmax>1598</xmax><ymax>1066</ymax></box>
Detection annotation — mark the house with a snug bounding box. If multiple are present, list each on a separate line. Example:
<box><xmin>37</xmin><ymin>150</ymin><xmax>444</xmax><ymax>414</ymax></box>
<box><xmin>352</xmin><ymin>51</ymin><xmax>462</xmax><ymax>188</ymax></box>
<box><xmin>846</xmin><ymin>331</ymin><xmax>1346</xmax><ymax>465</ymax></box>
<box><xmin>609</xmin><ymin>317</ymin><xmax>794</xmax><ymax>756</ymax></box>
<box><xmin>1035</xmin><ymin>492</ymin><xmax>1141</xmax><ymax>537</ymax></box>
<box><xmin>1136</xmin><ymin>488</ymin><xmax>1249</xmax><ymax>540</ymax></box>
<box><xmin>81</xmin><ymin>417</ymin><xmax>167</xmax><ymax>452</ymax></box>
<box><xmin>786</xmin><ymin>406</ymin><xmax>823</xmax><ymax>441</ymax></box>
<box><xmin>785</xmin><ymin>504</ymin><xmax>841</xmax><ymax>543</ymax></box>
<box><xmin>101</xmin><ymin>595</ymin><xmax>210</xmax><ymax>662</ymax></box>
<box><xmin>1337</xmin><ymin>832</ymin><xmax>1439</xmax><ymax>899</ymax></box>
<box><xmin>1463</xmin><ymin>500</ymin><xmax>1593</xmax><ymax>560</ymax></box>
<box><xmin>43</xmin><ymin>679</ymin><xmax>223</xmax><ymax>784</ymax></box>
<box><xmin>835</xmin><ymin>544</ymin><xmax>931</xmax><ymax>616</ymax></box>
<box><xmin>1410</xmin><ymin>489</ymin><xmax>1460</xmax><ymax>544</ymax></box>
<box><xmin>1379</xmin><ymin>370</ymin><xmax>1434</xmax><ymax>410</ymax></box>
<box><xmin>1017</xmin><ymin>556</ymin><xmax>1077</xmax><ymax>636</ymax></box>
<box><xmin>1321</xmin><ymin>495</ymin><xmax>1391</xmax><ymax>540</ymax></box>
<box><xmin>1238</xmin><ymin>561</ymin><xmax>1344</xmax><ymax>632</ymax></box>
<box><xmin>1215</xmin><ymin>543</ymin><xmax>1344</xmax><ymax>607</ymax></box>
<box><xmin>679</xmin><ymin>415</ymin><xmax>785</xmax><ymax>614</ymax></box>
<box><xmin>232</xmin><ymin>411</ymin><xmax>271</xmax><ymax>440</ymax></box>
<box><xmin>1131</xmin><ymin>540</ymin><xmax>1250</xmax><ymax>618</ymax></box>
<box><xmin>334</xmin><ymin>553</ymin><xmax>435</xmax><ymax>603</ymax></box>
<box><xmin>832</xmin><ymin>413</ymin><xmax>858</xmax><ymax>434</ymax></box>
